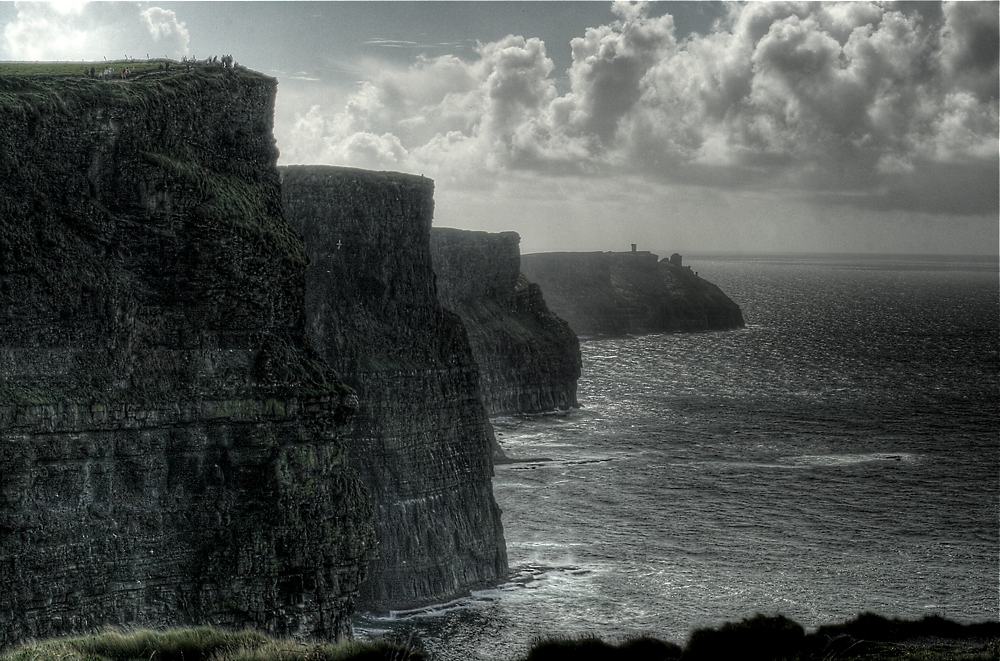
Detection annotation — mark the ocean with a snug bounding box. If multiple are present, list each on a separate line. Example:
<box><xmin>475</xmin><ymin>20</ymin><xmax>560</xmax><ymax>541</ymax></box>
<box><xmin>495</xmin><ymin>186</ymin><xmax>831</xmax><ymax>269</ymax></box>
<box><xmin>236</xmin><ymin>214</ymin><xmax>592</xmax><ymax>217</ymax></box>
<box><xmin>354</xmin><ymin>253</ymin><xmax>1000</xmax><ymax>660</ymax></box>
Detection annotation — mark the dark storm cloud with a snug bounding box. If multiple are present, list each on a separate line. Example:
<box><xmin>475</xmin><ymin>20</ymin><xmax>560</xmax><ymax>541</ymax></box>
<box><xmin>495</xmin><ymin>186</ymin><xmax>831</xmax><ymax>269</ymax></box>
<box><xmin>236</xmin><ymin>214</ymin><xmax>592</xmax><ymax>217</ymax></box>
<box><xmin>940</xmin><ymin>1</ymin><xmax>1000</xmax><ymax>103</ymax></box>
<box><xmin>814</xmin><ymin>160</ymin><xmax>1000</xmax><ymax>216</ymax></box>
<box><xmin>288</xmin><ymin>1</ymin><xmax>997</xmax><ymax>218</ymax></box>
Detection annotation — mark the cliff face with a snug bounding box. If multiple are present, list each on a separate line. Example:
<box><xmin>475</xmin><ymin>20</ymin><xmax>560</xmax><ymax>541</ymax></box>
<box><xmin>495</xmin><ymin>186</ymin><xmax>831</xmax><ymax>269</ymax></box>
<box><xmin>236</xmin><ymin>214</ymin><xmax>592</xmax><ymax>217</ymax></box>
<box><xmin>0</xmin><ymin>66</ymin><xmax>373</xmax><ymax>645</ymax></box>
<box><xmin>279</xmin><ymin>166</ymin><xmax>508</xmax><ymax>611</ymax></box>
<box><xmin>519</xmin><ymin>251</ymin><xmax>745</xmax><ymax>337</ymax></box>
<box><xmin>430</xmin><ymin>228</ymin><xmax>580</xmax><ymax>416</ymax></box>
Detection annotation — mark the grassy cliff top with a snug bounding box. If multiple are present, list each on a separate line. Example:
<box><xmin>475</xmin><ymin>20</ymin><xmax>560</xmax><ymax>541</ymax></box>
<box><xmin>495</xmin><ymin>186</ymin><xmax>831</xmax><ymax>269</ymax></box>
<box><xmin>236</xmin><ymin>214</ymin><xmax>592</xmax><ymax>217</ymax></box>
<box><xmin>279</xmin><ymin>164</ymin><xmax>433</xmax><ymax>188</ymax></box>
<box><xmin>0</xmin><ymin>58</ymin><xmax>263</xmax><ymax>75</ymax></box>
<box><xmin>1</xmin><ymin>59</ymin><xmax>171</xmax><ymax>75</ymax></box>
<box><xmin>0</xmin><ymin>59</ymin><xmax>273</xmax><ymax>107</ymax></box>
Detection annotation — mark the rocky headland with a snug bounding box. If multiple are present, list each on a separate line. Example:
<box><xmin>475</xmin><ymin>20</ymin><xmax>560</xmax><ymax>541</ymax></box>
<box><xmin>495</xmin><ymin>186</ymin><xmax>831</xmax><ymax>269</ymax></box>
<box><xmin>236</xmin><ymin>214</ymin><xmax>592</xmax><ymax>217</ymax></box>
<box><xmin>0</xmin><ymin>65</ymin><xmax>374</xmax><ymax>642</ymax></box>
<box><xmin>519</xmin><ymin>250</ymin><xmax>745</xmax><ymax>337</ymax></box>
<box><xmin>279</xmin><ymin>166</ymin><xmax>507</xmax><ymax>611</ymax></box>
<box><xmin>430</xmin><ymin>228</ymin><xmax>580</xmax><ymax>416</ymax></box>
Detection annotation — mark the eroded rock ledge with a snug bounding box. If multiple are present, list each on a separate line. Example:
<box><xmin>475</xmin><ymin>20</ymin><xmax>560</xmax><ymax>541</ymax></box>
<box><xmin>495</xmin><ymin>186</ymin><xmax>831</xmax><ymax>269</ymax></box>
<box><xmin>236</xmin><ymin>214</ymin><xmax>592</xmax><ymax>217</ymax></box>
<box><xmin>430</xmin><ymin>228</ymin><xmax>581</xmax><ymax>416</ymax></box>
<box><xmin>519</xmin><ymin>251</ymin><xmax>745</xmax><ymax>337</ymax></box>
<box><xmin>279</xmin><ymin>166</ymin><xmax>508</xmax><ymax>612</ymax></box>
<box><xmin>0</xmin><ymin>67</ymin><xmax>372</xmax><ymax>643</ymax></box>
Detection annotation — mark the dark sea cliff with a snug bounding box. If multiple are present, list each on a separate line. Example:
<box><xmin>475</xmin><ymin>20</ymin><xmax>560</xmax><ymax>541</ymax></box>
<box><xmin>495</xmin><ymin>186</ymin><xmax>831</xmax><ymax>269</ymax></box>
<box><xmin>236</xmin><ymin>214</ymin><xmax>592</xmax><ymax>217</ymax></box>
<box><xmin>0</xmin><ymin>68</ymin><xmax>514</xmax><ymax>641</ymax></box>
<box><xmin>0</xmin><ymin>65</ymin><xmax>373</xmax><ymax>642</ymax></box>
<box><xmin>279</xmin><ymin>166</ymin><xmax>508</xmax><ymax>611</ymax></box>
<box><xmin>430</xmin><ymin>228</ymin><xmax>581</xmax><ymax>417</ymax></box>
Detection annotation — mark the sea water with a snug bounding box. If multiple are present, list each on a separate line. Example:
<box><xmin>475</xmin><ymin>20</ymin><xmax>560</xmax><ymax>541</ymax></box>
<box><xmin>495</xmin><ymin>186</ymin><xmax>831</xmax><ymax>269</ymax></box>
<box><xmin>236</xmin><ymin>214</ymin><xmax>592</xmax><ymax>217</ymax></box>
<box><xmin>354</xmin><ymin>254</ymin><xmax>999</xmax><ymax>660</ymax></box>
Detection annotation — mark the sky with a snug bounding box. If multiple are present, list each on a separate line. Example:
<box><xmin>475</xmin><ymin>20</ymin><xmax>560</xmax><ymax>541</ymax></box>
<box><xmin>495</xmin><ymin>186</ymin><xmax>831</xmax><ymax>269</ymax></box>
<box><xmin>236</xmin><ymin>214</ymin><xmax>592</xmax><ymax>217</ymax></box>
<box><xmin>1</xmin><ymin>1</ymin><xmax>997</xmax><ymax>256</ymax></box>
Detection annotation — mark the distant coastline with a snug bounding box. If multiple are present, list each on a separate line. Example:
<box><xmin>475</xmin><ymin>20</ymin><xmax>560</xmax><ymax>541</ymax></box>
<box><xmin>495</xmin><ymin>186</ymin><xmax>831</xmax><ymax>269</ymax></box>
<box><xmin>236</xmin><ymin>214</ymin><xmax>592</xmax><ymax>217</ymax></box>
<box><xmin>677</xmin><ymin>252</ymin><xmax>1000</xmax><ymax>272</ymax></box>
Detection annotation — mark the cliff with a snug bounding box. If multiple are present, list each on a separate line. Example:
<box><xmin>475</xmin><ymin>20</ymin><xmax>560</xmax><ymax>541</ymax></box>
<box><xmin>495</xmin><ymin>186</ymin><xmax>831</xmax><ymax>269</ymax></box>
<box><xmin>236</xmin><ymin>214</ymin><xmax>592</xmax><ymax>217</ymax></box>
<box><xmin>279</xmin><ymin>166</ymin><xmax>508</xmax><ymax>611</ymax></box>
<box><xmin>0</xmin><ymin>64</ymin><xmax>374</xmax><ymax>644</ymax></box>
<box><xmin>429</xmin><ymin>229</ymin><xmax>580</xmax><ymax>416</ymax></box>
<box><xmin>519</xmin><ymin>251</ymin><xmax>745</xmax><ymax>336</ymax></box>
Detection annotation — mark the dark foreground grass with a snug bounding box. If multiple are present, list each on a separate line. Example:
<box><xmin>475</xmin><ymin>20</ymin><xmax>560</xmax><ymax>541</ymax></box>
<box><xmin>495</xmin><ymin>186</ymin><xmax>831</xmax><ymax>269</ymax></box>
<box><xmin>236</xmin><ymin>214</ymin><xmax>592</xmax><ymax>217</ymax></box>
<box><xmin>2</xmin><ymin>614</ymin><xmax>996</xmax><ymax>661</ymax></box>
<box><xmin>0</xmin><ymin>627</ymin><xmax>423</xmax><ymax>661</ymax></box>
<box><xmin>522</xmin><ymin>613</ymin><xmax>1000</xmax><ymax>661</ymax></box>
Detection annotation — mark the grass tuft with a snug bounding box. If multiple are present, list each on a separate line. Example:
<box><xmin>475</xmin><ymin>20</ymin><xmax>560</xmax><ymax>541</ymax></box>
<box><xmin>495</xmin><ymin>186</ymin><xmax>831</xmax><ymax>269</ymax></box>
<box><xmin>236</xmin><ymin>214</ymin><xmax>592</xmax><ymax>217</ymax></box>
<box><xmin>0</xmin><ymin>628</ymin><xmax>422</xmax><ymax>661</ymax></box>
<box><xmin>1</xmin><ymin>617</ymin><xmax>998</xmax><ymax>661</ymax></box>
<box><xmin>682</xmin><ymin>613</ymin><xmax>804</xmax><ymax>661</ymax></box>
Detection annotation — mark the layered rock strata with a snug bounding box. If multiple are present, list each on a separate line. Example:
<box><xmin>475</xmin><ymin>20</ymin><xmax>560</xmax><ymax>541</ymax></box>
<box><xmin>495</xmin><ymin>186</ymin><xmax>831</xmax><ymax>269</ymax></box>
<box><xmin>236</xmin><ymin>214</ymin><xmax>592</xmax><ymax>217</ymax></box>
<box><xmin>0</xmin><ymin>66</ymin><xmax>373</xmax><ymax>645</ymax></box>
<box><xmin>519</xmin><ymin>251</ymin><xmax>745</xmax><ymax>336</ymax></box>
<box><xmin>430</xmin><ymin>228</ymin><xmax>580</xmax><ymax>416</ymax></box>
<box><xmin>279</xmin><ymin>166</ymin><xmax>508</xmax><ymax>611</ymax></box>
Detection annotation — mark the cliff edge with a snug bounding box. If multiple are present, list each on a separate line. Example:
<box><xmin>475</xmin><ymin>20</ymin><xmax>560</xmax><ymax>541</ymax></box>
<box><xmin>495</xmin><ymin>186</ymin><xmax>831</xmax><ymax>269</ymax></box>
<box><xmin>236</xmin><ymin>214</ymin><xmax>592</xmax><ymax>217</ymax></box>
<box><xmin>430</xmin><ymin>228</ymin><xmax>581</xmax><ymax>416</ymax></box>
<box><xmin>280</xmin><ymin>166</ymin><xmax>508</xmax><ymax>611</ymax></box>
<box><xmin>519</xmin><ymin>251</ymin><xmax>745</xmax><ymax>337</ymax></box>
<box><xmin>0</xmin><ymin>64</ymin><xmax>373</xmax><ymax>644</ymax></box>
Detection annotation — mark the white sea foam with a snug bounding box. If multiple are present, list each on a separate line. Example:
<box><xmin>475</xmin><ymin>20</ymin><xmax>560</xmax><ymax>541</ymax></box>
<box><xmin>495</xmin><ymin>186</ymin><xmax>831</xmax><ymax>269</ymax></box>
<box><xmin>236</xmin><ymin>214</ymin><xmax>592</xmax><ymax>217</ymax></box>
<box><xmin>784</xmin><ymin>452</ymin><xmax>918</xmax><ymax>467</ymax></box>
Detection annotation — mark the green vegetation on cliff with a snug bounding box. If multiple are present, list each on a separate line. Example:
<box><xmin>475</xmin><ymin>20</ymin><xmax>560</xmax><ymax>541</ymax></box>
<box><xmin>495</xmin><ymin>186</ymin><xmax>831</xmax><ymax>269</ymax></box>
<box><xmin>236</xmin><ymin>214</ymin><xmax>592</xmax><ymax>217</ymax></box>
<box><xmin>0</xmin><ymin>61</ymin><xmax>334</xmax><ymax>408</ymax></box>
<box><xmin>0</xmin><ymin>59</ymin><xmax>169</xmax><ymax>76</ymax></box>
<box><xmin>0</xmin><ymin>627</ymin><xmax>423</xmax><ymax>661</ymax></box>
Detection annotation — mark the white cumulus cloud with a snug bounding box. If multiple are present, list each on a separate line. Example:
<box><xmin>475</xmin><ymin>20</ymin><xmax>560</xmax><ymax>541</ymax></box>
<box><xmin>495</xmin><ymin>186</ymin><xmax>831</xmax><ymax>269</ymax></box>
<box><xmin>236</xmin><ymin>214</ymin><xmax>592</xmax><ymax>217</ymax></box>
<box><xmin>1</xmin><ymin>2</ymin><xmax>189</xmax><ymax>61</ymax></box>
<box><xmin>281</xmin><ymin>1</ymin><xmax>999</xmax><ymax>216</ymax></box>
<box><xmin>140</xmin><ymin>6</ymin><xmax>188</xmax><ymax>56</ymax></box>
